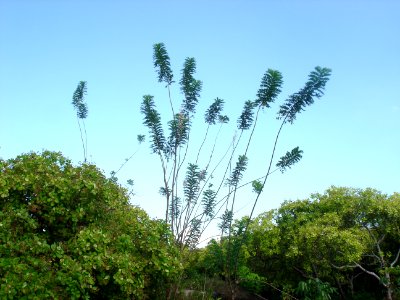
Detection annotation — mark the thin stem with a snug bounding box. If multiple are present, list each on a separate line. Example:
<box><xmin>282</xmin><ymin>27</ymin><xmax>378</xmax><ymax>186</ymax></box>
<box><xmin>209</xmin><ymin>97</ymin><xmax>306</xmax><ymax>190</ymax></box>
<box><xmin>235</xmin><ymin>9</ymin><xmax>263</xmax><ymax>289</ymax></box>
<box><xmin>195</xmin><ymin>123</ymin><xmax>230</xmax><ymax>206</ymax></box>
<box><xmin>76</xmin><ymin>117</ymin><xmax>86</xmax><ymax>163</ymax></box>
<box><xmin>167</xmin><ymin>85</ymin><xmax>175</xmax><ymax>116</ymax></box>
<box><xmin>244</xmin><ymin>106</ymin><xmax>261</xmax><ymax>155</ymax></box>
<box><xmin>391</xmin><ymin>246</ymin><xmax>400</xmax><ymax>267</ymax></box>
<box><xmin>114</xmin><ymin>146</ymin><xmax>141</xmax><ymax>176</ymax></box>
<box><xmin>226</xmin><ymin>106</ymin><xmax>261</xmax><ymax>280</ymax></box>
<box><xmin>158</xmin><ymin>152</ymin><xmax>169</xmax><ymax>224</ymax></box>
<box><xmin>247</xmin><ymin>117</ymin><xmax>286</xmax><ymax>226</ymax></box>
<box><xmin>171</xmin><ymin>148</ymin><xmax>178</xmax><ymax>234</ymax></box>
<box><xmin>195</xmin><ymin>124</ymin><xmax>210</xmax><ymax>164</ymax></box>
<box><xmin>82</xmin><ymin>120</ymin><xmax>88</xmax><ymax>162</ymax></box>
<box><xmin>205</xmin><ymin>122</ymin><xmax>224</xmax><ymax>171</ymax></box>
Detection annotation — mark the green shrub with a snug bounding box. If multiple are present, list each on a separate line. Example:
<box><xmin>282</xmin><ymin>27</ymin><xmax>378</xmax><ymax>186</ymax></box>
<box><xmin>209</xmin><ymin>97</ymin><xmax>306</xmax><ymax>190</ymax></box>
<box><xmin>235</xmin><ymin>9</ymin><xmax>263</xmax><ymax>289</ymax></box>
<box><xmin>0</xmin><ymin>151</ymin><xmax>180</xmax><ymax>299</ymax></box>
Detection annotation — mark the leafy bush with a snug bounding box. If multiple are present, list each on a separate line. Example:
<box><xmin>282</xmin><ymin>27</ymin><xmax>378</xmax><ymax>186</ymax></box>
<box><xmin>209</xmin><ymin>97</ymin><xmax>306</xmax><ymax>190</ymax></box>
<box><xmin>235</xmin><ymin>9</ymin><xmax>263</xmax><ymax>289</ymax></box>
<box><xmin>296</xmin><ymin>278</ymin><xmax>337</xmax><ymax>300</ymax></box>
<box><xmin>0</xmin><ymin>151</ymin><xmax>180</xmax><ymax>299</ymax></box>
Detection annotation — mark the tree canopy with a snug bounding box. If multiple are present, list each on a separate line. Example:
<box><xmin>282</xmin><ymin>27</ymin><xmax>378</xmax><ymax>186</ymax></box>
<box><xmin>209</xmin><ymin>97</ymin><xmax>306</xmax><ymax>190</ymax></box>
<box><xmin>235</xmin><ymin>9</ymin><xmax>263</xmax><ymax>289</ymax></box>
<box><xmin>0</xmin><ymin>151</ymin><xmax>180</xmax><ymax>299</ymax></box>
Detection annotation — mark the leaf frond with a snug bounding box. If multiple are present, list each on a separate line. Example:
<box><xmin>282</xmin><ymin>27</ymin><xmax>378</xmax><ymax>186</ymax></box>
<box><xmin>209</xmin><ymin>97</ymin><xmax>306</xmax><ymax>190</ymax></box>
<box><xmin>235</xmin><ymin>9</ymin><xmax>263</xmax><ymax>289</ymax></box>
<box><xmin>205</xmin><ymin>98</ymin><xmax>225</xmax><ymax>125</ymax></box>
<box><xmin>255</xmin><ymin>69</ymin><xmax>283</xmax><ymax>108</ymax></box>
<box><xmin>237</xmin><ymin>100</ymin><xmax>256</xmax><ymax>130</ymax></box>
<box><xmin>276</xmin><ymin>146</ymin><xmax>303</xmax><ymax>173</ymax></box>
<box><xmin>226</xmin><ymin>155</ymin><xmax>248</xmax><ymax>187</ymax></box>
<box><xmin>180</xmin><ymin>57</ymin><xmax>202</xmax><ymax>114</ymax></box>
<box><xmin>153</xmin><ymin>43</ymin><xmax>174</xmax><ymax>85</ymax></box>
<box><xmin>140</xmin><ymin>95</ymin><xmax>166</xmax><ymax>154</ymax></box>
<box><xmin>184</xmin><ymin>163</ymin><xmax>201</xmax><ymax>203</ymax></box>
<box><xmin>277</xmin><ymin>67</ymin><xmax>331</xmax><ymax>124</ymax></box>
<box><xmin>72</xmin><ymin>81</ymin><xmax>88</xmax><ymax>119</ymax></box>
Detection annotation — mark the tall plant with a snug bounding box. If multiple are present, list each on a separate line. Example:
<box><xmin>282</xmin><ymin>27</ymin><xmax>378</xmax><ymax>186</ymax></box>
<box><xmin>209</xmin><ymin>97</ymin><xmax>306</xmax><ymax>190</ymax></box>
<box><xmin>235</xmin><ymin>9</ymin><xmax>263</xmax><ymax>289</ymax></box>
<box><xmin>140</xmin><ymin>42</ymin><xmax>331</xmax><ymax>258</ymax></box>
<box><xmin>71</xmin><ymin>81</ymin><xmax>89</xmax><ymax>162</ymax></box>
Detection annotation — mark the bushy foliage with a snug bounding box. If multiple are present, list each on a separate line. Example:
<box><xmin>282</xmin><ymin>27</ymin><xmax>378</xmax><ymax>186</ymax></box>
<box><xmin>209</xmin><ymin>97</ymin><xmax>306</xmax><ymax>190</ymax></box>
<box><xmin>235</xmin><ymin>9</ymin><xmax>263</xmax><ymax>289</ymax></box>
<box><xmin>0</xmin><ymin>151</ymin><xmax>180</xmax><ymax>299</ymax></box>
<box><xmin>246</xmin><ymin>187</ymin><xmax>400</xmax><ymax>300</ymax></box>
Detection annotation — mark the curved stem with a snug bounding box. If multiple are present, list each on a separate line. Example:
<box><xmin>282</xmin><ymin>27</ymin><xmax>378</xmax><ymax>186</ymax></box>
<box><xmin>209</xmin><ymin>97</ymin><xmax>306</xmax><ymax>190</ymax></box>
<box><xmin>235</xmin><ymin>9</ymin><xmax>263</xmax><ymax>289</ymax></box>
<box><xmin>195</xmin><ymin>124</ymin><xmax>210</xmax><ymax>165</ymax></box>
<box><xmin>82</xmin><ymin>120</ymin><xmax>88</xmax><ymax>162</ymax></box>
<box><xmin>167</xmin><ymin>85</ymin><xmax>175</xmax><ymax>116</ymax></box>
<box><xmin>114</xmin><ymin>146</ymin><xmax>141</xmax><ymax>176</ymax></box>
<box><xmin>76</xmin><ymin>117</ymin><xmax>86</xmax><ymax>163</ymax></box>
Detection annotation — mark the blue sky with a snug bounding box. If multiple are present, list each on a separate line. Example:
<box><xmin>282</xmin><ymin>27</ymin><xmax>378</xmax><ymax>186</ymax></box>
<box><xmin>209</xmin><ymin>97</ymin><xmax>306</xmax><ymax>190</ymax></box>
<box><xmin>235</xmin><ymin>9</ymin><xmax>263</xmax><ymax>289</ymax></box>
<box><xmin>1</xmin><ymin>0</ymin><xmax>399</xmax><ymax>241</ymax></box>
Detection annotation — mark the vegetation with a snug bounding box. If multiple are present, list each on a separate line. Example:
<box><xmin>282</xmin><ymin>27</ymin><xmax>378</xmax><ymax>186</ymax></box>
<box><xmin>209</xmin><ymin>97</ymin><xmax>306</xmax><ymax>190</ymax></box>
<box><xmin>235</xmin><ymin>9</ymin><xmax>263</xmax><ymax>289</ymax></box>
<box><xmin>245</xmin><ymin>186</ymin><xmax>400</xmax><ymax>299</ymax></box>
<box><xmin>72</xmin><ymin>81</ymin><xmax>89</xmax><ymax>163</ymax></box>
<box><xmin>141</xmin><ymin>43</ymin><xmax>331</xmax><ymax>254</ymax></box>
<box><xmin>0</xmin><ymin>151</ymin><xmax>180</xmax><ymax>299</ymax></box>
<box><xmin>169</xmin><ymin>187</ymin><xmax>400</xmax><ymax>300</ymax></box>
<box><xmin>140</xmin><ymin>42</ymin><xmax>331</xmax><ymax>298</ymax></box>
<box><xmin>1</xmin><ymin>43</ymin><xmax>398</xmax><ymax>299</ymax></box>
<box><xmin>1</xmin><ymin>151</ymin><xmax>399</xmax><ymax>299</ymax></box>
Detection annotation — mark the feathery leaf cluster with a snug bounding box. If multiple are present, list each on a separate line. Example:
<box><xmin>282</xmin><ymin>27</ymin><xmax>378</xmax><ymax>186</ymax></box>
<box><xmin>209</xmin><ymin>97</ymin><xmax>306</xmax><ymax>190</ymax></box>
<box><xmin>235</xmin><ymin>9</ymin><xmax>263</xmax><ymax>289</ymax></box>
<box><xmin>202</xmin><ymin>187</ymin><xmax>217</xmax><ymax>218</ymax></box>
<box><xmin>169</xmin><ymin>196</ymin><xmax>181</xmax><ymax>220</ymax></box>
<box><xmin>227</xmin><ymin>155</ymin><xmax>248</xmax><ymax>187</ymax></box>
<box><xmin>219</xmin><ymin>209</ymin><xmax>233</xmax><ymax>234</ymax></box>
<box><xmin>205</xmin><ymin>98</ymin><xmax>225</xmax><ymax>125</ymax></box>
<box><xmin>184</xmin><ymin>163</ymin><xmax>201</xmax><ymax>203</ymax></box>
<box><xmin>255</xmin><ymin>69</ymin><xmax>283</xmax><ymax>108</ymax></box>
<box><xmin>185</xmin><ymin>218</ymin><xmax>202</xmax><ymax>248</ymax></box>
<box><xmin>140</xmin><ymin>95</ymin><xmax>166</xmax><ymax>154</ymax></box>
<box><xmin>218</xmin><ymin>115</ymin><xmax>230</xmax><ymax>124</ymax></box>
<box><xmin>153</xmin><ymin>43</ymin><xmax>173</xmax><ymax>85</ymax></box>
<box><xmin>180</xmin><ymin>58</ymin><xmax>202</xmax><ymax>114</ymax></box>
<box><xmin>159</xmin><ymin>186</ymin><xmax>171</xmax><ymax>197</ymax></box>
<box><xmin>278</xmin><ymin>66</ymin><xmax>331</xmax><ymax>124</ymax></box>
<box><xmin>237</xmin><ymin>100</ymin><xmax>256</xmax><ymax>130</ymax></box>
<box><xmin>72</xmin><ymin>81</ymin><xmax>88</xmax><ymax>119</ymax></box>
<box><xmin>168</xmin><ymin>112</ymin><xmax>190</xmax><ymax>155</ymax></box>
<box><xmin>252</xmin><ymin>180</ymin><xmax>263</xmax><ymax>194</ymax></box>
<box><xmin>137</xmin><ymin>134</ymin><xmax>145</xmax><ymax>143</ymax></box>
<box><xmin>276</xmin><ymin>146</ymin><xmax>304</xmax><ymax>173</ymax></box>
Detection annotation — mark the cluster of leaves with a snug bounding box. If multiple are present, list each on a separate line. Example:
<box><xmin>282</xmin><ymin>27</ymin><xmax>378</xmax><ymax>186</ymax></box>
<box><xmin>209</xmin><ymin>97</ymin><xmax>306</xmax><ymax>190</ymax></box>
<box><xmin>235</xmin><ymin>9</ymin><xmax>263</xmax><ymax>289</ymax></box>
<box><xmin>72</xmin><ymin>81</ymin><xmax>89</xmax><ymax>162</ymax></box>
<box><xmin>0</xmin><ymin>151</ymin><xmax>180</xmax><ymax>299</ymax></box>
<box><xmin>183</xmin><ymin>187</ymin><xmax>399</xmax><ymax>299</ymax></box>
<box><xmin>243</xmin><ymin>186</ymin><xmax>400</xmax><ymax>299</ymax></box>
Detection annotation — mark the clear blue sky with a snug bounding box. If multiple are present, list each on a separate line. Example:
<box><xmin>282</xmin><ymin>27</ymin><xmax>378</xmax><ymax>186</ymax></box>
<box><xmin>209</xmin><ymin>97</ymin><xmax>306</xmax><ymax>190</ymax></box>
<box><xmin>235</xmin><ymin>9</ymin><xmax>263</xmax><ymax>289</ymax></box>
<box><xmin>1</xmin><ymin>0</ymin><xmax>399</xmax><ymax>241</ymax></box>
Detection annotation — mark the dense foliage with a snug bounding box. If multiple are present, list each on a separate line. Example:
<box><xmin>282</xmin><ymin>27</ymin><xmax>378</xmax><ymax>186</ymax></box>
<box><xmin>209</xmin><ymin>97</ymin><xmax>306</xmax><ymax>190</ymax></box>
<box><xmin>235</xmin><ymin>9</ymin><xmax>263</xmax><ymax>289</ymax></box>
<box><xmin>0</xmin><ymin>151</ymin><xmax>180</xmax><ymax>299</ymax></box>
<box><xmin>1</xmin><ymin>152</ymin><xmax>398</xmax><ymax>299</ymax></box>
<box><xmin>194</xmin><ymin>187</ymin><xmax>400</xmax><ymax>299</ymax></box>
<box><xmin>4</xmin><ymin>43</ymin><xmax>397</xmax><ymax>300</ymax></box>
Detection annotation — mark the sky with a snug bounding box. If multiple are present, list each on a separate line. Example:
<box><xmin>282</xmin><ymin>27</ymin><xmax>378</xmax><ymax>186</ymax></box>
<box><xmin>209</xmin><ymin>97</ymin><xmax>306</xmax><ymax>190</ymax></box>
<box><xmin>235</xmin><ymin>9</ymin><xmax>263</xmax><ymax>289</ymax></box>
<box><xmin>1</xmin><ymin>0</ymin><xmax>399</xmax><ymax>243</ymax></box>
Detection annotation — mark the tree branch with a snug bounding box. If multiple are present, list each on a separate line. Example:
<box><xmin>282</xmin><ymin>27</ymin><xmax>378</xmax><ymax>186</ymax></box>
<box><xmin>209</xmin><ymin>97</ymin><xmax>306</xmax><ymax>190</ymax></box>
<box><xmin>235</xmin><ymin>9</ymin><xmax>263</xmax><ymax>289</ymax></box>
<box><xmin>390</xmin><ymin>246</ymin><xmax>400</xmax><ymax>267</ymax></box>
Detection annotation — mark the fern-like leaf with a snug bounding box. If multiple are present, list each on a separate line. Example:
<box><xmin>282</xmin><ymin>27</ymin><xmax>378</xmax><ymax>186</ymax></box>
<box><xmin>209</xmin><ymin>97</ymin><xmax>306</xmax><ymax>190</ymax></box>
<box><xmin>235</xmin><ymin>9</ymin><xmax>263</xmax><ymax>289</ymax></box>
<box><xmin>180</xmin><ymin>57</ymin><xmax>202</xmax><ymax>114</ymax></box>
<box><xmin>219</xmin><ymin>209</ymin><xmax>233</xmax><ymax>234</ymax></box>
<box><xmin>276</xmin><ymin>147</ymin><xmax>303</xmax><ymax>173</ymax></box>
<box><xmin>153</xmin><ymin>43</ymin><xmax>174</xmax><ymax>85</ymax></box>
<box><xmin>169</xmin><ymin>196</ymin><xmax>181</xmax><ymax>220</ymax></box>
<box><xmin>205</xmin><ymin>98</ymin><xmax>225</xmax><ymax>125</ymax></box>
<box><xmin>167</xmin><ymin>112</ymin><xmax>190</xmax><ymax>155</ymax></box>
<box><xmin>202</xmin><ymin>187</ymin><xmax>216</xmax><ymax>218</ymax></box>
<box><xmin>141</xmin><ymin>95</ymin><xmax>166</xmax><ymax>154</ymax></box>
<box><xmin>226</xmin><ymin>155</ymin><xmax>248</xmax><ymax>187</ymax></box>
<box><xmin>255</xmin><ymin>69</ymin><xmax>283</xmax><ymax>108</ymax></box>
<box><xmin>237</xmin><ymin>100</ymin><xmax>256</xmax><ymax>130</ymax></box>
<box><xmin>72</xmin><ymin>81</ymin><xmax>88</xmax><ymax>119</ymax></box>
<box><xmin>277</xmin><ymin>66</ymin><xmax>331</xmax><ymax>124</ymax></box>
<box><xmin>185</xmin><ymin>218</ymin><xmax>202</xmax><ymax>248</ymax></box>
<box><xmin>184</xmin><ymin>163</ymin><xmax>201</xmax><ymax>204</ymax></box>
